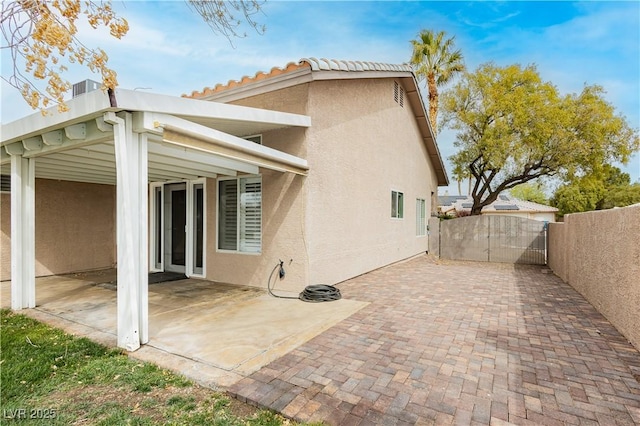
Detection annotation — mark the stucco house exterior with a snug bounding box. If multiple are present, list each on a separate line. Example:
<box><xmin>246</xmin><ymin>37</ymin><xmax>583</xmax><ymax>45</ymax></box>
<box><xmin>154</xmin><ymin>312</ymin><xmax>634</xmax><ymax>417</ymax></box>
<box><xmin>438</xmin><ymin>194</ymin><xmax>557</xmax><ymax>222</ymax></box>
<box><xmin>0</xmin><ymin>58</ymin><xmax>448</xmax><ymax>350</ymax></box>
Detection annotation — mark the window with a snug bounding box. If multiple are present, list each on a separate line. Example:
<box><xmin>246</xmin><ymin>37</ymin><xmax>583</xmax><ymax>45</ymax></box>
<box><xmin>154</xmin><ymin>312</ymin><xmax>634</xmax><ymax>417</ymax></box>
<box><xmin>391</xmin><ymin>190</ymin><xmax>404</xmax><ymax>219</ymax></box>
<box><xmin>416</xmin><ymin>198</ymin><xmax>426</xmax><ymax>236</ymax></box>
<box><xmin>218</xmin><ymin>176</ymin><xmax>262</xmax><ymax>253</ymax></box>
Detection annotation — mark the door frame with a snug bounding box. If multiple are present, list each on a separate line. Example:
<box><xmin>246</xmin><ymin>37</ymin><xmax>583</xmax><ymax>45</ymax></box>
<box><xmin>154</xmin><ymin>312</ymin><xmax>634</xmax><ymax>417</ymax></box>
<box><xmin>164</xmin><ymin>182</ymin><xmax>187</xmax><ymax>274</ymax></box>
<box><xmin>149</xmin><ymin>179</ymin><xmax>206</xmax><ymax>278</ymax></box>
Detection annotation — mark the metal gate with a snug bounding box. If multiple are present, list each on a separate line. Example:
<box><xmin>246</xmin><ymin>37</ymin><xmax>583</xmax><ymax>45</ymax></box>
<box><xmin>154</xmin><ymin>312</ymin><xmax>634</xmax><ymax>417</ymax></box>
<box><xmin>439</xmin><ymin>216</ymin><xmax>547</xmax><ymax>265</ymax></box>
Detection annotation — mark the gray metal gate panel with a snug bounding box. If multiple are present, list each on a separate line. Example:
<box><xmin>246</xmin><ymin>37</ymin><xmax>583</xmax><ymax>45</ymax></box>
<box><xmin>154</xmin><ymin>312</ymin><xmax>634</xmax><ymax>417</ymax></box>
<box><xmin>440</xmin><ymin>215</ymin><xmax>546</xmax><ymax>265</ymax></box>
<box><xmin>440</xmin><ymin>216</ymin><xmax>489</xmax><ymax>262</ymax></box>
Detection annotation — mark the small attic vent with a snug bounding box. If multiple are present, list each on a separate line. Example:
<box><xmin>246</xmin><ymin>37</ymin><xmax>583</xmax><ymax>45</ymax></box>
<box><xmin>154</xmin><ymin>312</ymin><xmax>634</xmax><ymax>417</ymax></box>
<box><xmin>394</xmin><ymin>81</ymin><xmax>404</xmax><ymax>107</ymax></box>
<box><xmin>72</xmin><ymin>79</ymin><xmax>101</xmax><ymax>98</ymax></box>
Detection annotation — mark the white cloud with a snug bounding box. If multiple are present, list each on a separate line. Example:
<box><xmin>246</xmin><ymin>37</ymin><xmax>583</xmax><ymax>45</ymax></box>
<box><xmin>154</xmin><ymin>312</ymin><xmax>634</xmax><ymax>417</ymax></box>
<box><xmin>2</xmin><ymin>1</ymin><xmax>637</xmax><ymax>186</ymax></box>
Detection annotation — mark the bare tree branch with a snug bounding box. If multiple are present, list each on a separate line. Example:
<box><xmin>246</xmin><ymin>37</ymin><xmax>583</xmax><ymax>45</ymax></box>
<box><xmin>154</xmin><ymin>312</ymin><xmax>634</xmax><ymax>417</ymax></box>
<box><xmin>186</xmin><ymin>0</ymin><xmax>265</xmax><ymax>47</ymax></box>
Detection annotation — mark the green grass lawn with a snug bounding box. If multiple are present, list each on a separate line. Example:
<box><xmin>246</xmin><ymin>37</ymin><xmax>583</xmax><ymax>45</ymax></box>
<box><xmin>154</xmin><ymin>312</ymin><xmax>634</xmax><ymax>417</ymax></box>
<box><xmin>0</xmin><ymin>309</ymin><xmax>307</xmax><ymax>425</ymax></box>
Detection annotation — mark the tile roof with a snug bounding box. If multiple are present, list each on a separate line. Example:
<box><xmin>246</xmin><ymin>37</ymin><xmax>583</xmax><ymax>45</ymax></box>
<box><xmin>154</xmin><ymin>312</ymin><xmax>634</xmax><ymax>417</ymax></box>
<box><xmin>302</xmin><ymin>57</ymin><xmax>413</xmax><ymax>72</ymax></box>
<box><xmin>185</xmin><ymin>57</ymin><xmax>413</xmax><ymax>99</ymax></box>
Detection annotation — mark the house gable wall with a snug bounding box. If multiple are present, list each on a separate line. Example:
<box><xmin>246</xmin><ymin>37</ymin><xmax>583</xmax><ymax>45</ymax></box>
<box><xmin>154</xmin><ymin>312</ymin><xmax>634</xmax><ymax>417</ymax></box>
<box><xmin>304</xmin><ymin>78</ymin><xmax>438</xmax><ymax>284</ymax></box>
<box><xmin>1</xmin><ymin>178</ymin><xmax>116</xmax><ymax>281</ymax></box>
<box><xmin>204</xmin><ymin>77</ymin><xmax>439</xmax><ymax>288</ymax></box>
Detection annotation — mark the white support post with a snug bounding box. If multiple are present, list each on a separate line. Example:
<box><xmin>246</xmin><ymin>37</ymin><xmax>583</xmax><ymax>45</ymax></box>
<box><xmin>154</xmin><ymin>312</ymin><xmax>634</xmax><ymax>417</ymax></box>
<box><xmin>185</xmin><ymin>180</ymin><xmax>193</xmax><ymax>278</ymax></box>
<box><xmin>105</xmin><ymin>111</ymin><xmax>148</xmax><ymax>351</ymax></box>
<box><xmin>138</xmin><ymin>133</ymin><xmax>149</xmax><ymax>344</ymax></box>
<box><xmin>10</xmin><ymin>154</ymin><xmax>36</xmax><ymax>309</ymax></box>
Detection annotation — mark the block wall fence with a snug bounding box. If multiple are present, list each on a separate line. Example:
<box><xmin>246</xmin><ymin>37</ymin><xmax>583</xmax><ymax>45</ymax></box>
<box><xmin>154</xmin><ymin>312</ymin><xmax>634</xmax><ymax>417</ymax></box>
<box><xmin>548</xmin><ymin>204</ymin><xmax>640</xmax><ymax>351</ymax></box>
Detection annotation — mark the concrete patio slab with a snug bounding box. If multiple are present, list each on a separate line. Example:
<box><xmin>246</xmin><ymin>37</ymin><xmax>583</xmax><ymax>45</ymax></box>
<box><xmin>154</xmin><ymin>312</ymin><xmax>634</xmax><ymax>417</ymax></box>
<box><xmin>0</xmin><ymin>271</ymin><xmax>368</xmax><ymax>388</ymax></box>
<box><xmin>228</xmin><ymin>256</ymin><xmax>640</xmax><ymax>425</ymax></box>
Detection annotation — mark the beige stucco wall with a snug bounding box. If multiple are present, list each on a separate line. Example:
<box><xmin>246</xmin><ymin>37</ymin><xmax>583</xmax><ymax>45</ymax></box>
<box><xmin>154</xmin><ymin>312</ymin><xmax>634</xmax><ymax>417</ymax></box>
<box><xmin>548</xmin><ymin>204</ymin><xmax>640</xmax><ymax>351</ymax></box>
<box><xmin>547</xmin><ymin>222</ymin><xmax>567</xmax><ymax>282</ymax></box>
<box><xmin>204</xmin><ymin>111</ymin><xmax>311</xmax><ymax>292</ymax></box>
<box><xmin>226</xmin><ymin>83</ymin><xmax>309</xmax><ymax>116</ymax></box>
<box><xmin>1</xmin><ymin>179</ymin><xmax>116</xmax><ymax>281</ymax></box>
<box><xmin>211</xmin><ymin>78</ymin><xmax>439</xmax><ymax>287</ymax></box>
<box><xmin>305</xmin><ymin>79</ymin><xmax>437</xmax><ymax>284</ymax></box>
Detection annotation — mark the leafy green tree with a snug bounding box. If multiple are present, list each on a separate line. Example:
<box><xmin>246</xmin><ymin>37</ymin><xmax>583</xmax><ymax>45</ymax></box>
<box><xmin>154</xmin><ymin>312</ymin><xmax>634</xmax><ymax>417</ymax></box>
<box><xmin>602</xmin><ymin>164</ymin><xmax>632</xmax><ymax>186</ymax></box>
<box><xmin>442</xmin><ymin>62</ymin><xmax>639</xmax><ymax>215</ymax></box>
<box><xmin>600</xmin><ymin>184</ymin><xmax>640</xmax><ymax>210</ymax></box>
<box><xmin>551</xmin><ymin>177</ymin><xmax>605</xmax><ymax>216</ymax></box>
<box><xmin>551</xmin><ymin>165</ymin><xmax>640</xmax><ymax>215</ymax></box>
<box><xmin>509</xmin><ymin>182</ymin><xmax>548</xmax><ymax>204</ymax></box>
<box><xmin>410</xmin><ymin>29</ymin><xmax>465</xmax><ymax>134</ymax></box>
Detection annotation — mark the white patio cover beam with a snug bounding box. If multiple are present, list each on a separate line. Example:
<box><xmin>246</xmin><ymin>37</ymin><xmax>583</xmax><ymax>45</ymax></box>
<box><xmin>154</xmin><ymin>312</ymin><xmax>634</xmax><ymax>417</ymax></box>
<box><xmin>104</xmin><ymin>111</ymin><xmax>148</xmax><ymax>350</ymax></box>
<box><xmin>148</xmin><ymin>142</ymin><xmax>252</xmax><ymax>176</ymax></box>
<box><xmin>10</xmin><ymin>154</ymin><xmax>35</xmax><ymax>309</ymax></box>
<box><xmin>148</xmin><ymin>113</ymin><xmax>309</xmax><ymax>176</ymax></box>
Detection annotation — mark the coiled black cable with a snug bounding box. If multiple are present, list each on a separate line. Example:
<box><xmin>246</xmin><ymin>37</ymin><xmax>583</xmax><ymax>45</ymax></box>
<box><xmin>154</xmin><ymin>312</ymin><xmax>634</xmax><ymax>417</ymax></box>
<box><xmin>267</xmin><ymin>261</ymin><xmax>342</xmax><ymax>303</ymax></box>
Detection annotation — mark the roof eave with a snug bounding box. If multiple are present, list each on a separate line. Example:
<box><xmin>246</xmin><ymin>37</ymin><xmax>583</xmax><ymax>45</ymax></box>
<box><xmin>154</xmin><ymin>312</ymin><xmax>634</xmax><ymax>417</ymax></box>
<box><xmin>403</xmin><ymin>77</ymin><xmax>449</xmax><ymax>186</ymax></box>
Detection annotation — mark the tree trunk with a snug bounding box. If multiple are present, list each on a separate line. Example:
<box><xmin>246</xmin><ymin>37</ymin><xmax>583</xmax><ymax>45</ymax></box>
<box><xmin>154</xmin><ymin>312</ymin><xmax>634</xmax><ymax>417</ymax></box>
<box><xmin>470</xmin><ymin>205</ymin><xmax>483</xmax><ymax>216</ymax></box>
<box><xmin>427</xmin><ymin>74</ymin><xmax>438</xmax><ymax>134</ymax></box>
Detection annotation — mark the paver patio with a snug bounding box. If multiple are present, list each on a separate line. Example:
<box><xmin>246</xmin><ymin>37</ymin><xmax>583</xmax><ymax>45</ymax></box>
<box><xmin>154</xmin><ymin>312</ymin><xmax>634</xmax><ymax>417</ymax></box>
<box><xmin>229</xmin><ymin>256</ymin><xmax>640</xmax><ymax>425</ymax></box>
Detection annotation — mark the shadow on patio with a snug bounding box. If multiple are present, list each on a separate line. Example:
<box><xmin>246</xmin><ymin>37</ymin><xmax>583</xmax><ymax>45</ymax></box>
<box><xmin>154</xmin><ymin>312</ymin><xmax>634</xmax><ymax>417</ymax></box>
<box><xmin>0</xmin><ymin>269</ymin><xmax>368</xmax><ymax>388</ymax></box>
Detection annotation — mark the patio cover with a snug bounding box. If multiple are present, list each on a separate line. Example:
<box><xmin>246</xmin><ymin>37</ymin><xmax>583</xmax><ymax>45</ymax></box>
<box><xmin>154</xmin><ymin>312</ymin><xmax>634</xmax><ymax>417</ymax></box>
<box><xmin>0</xmin><ymin>88</ymin><xmax>311</xmax><ymax>351</ymax></box>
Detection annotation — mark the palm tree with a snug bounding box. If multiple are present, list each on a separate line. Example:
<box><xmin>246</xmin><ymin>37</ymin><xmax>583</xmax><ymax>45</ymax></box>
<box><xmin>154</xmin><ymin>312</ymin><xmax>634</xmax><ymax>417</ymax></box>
<box><xmin>410</xmin><ymin>29</ymin><xmax>465</xmax><ymax>134</ymax></box>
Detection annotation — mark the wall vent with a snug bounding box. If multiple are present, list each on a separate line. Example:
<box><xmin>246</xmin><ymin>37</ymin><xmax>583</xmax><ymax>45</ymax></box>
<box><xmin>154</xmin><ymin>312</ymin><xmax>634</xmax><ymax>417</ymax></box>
<box><xmin>72</xmin><ymin>79</ymin><xmax>101</xmax><ymax>98</ymax></box>
<box><xmin>394</xmin><ymin>81</ymin><xmax>404</xmax><ymax>107</ymax></box>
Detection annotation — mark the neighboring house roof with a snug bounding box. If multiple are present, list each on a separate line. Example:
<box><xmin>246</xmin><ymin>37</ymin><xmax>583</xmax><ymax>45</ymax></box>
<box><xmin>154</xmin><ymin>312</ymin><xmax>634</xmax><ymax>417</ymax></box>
<box><xmin>438</xmin><ymin>195</ymin><xmax>468</xmax><ymax>207</ymax></box>
<box><xmin>185</xmin><ymin>57</ymin><xmax>449</xmax><ymax>186</ymax></box>
<box><xmin>438</xmin><ymin>194</ymin><xmax>558</xmax><ymax>214</ymax></box>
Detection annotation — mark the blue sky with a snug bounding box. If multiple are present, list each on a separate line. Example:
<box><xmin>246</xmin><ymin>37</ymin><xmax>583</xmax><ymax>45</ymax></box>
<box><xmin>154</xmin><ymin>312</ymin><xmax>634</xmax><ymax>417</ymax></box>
<box><xmin>1</xmin><ymin>1</ymin><xmax>638</xmax><ymax>194</ymax></box>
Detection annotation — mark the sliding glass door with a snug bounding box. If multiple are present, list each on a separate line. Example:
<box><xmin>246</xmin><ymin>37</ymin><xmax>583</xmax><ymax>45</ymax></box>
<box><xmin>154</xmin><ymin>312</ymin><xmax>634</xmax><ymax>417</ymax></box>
<box><xmin>150</xmin><ymin>179</ymin><xmax>206</xmax><ymax>277</ymax></box>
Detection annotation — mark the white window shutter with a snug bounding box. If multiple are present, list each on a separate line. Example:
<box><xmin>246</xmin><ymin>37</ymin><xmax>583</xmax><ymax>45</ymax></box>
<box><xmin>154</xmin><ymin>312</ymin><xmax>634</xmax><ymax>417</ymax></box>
<box><xmin>218</xmin><ymin>180</ymin><xmax>238</xmax><ymax>250</ymax></box>
<box><xmin>239</xmin><ymin>177</ymin><xmax>262</xmax><ymax>253</ymax></box>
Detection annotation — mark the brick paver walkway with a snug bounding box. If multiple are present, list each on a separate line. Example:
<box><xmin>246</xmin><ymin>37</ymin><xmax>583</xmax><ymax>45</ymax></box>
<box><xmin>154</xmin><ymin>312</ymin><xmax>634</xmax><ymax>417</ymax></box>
<box><xmin>229</xmin><ymin>256</ymin><xmax>640</xmax><ymax>425</ymax></box>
